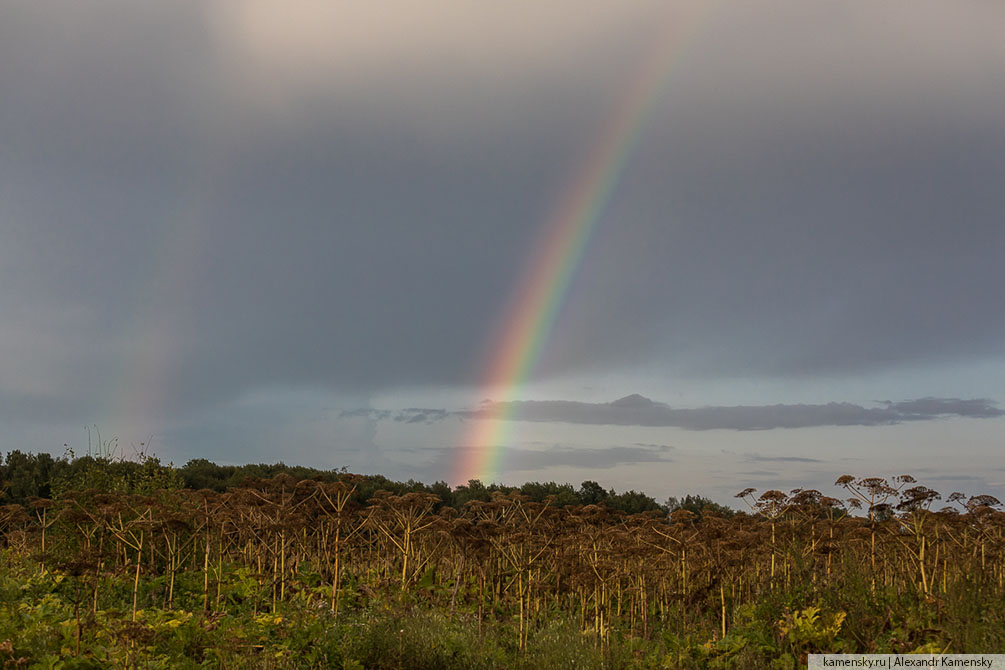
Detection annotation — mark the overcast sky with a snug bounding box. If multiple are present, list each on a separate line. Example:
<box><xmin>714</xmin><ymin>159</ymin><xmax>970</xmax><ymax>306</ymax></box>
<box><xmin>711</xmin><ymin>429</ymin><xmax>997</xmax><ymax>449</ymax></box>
<box><xmin>3</xmin><ymin>0</ymin><xmax>1004</xmax><ymax>505</ymax></box>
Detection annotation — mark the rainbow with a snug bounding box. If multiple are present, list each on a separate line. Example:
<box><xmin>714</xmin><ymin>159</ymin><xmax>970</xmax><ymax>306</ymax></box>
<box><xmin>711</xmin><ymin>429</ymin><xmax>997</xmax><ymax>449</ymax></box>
<box><xmin>453</xmin><ymin>5</ymin><xmax>716</xmax><ymax>486</ymax></box>
<box><xmin>105</xmin><ymin>136</ymin><xmax>226</xmax><ymax>442</ymax></box>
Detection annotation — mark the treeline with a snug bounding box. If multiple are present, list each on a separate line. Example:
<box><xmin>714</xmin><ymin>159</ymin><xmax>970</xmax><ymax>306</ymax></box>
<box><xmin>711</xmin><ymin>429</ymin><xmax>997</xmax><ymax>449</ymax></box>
<box><xmin>0</xmin><ymin>449</ymin><xmax>733</xmax><ymax>517</ymax></box>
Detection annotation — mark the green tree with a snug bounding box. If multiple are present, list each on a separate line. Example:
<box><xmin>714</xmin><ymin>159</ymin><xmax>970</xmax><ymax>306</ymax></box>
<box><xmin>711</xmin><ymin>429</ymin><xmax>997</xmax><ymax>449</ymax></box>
<box><xmin>0</xmin><ymin>450</ymin><xmax>65</xmax><ymax>505</ymax></box>
<box><xmin>453</xmin><ymin>479</ymin><xmax>492</xmax><ymax>507</ymax></box>
<box><xmin>607</xmin><ymin>489</ymin><xmax>662</xmax><ymax>514</ymax></box>
<box><xmin>665</xmin><ymin>493</ymin><xmax>736</xmax><ymax>519</ymax></box>
<box><xmin>578</xmin><ymin>480</ymin><xmax>608</xmax><ymax>506</ymax></box>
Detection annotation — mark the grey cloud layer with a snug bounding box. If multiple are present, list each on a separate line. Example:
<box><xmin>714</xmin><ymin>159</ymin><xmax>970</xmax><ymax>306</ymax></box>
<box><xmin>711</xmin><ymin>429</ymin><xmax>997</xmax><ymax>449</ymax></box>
<box><xmin>417</xmin><ymin>444</ymin><xmax>673</xmax><ymax>480</ymax></box>
<box><xmin>2</xmin><ymin>0</ymin><xmax>1005</xmax><ymax>430</ymax></box>
<box><xmin>744</xmin><ymin>454</ymin><xmax>822</xmax><ymax>463</ymax></box>
<box><xmin>457</xmin><ymin>395</ymin><xmax>1004</xmax><ymax>431</ymax></box>
<box><xmin>344</xmin><ymin>394</ymin><xmax>1004</xmax><ymax>431</ymax></box>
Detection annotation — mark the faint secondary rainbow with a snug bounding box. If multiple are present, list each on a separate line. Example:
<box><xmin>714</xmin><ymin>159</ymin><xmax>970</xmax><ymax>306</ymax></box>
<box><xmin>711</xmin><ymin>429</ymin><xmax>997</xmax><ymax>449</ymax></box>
<box><xmin>104</xmin><ymin>128</ymin><xmax>227</xmax><ymax>445</ymax></box>
<box><xmin>454</xmin><ymin>5</ymin><xmax>717</xmax><ymax>486</ymax></box>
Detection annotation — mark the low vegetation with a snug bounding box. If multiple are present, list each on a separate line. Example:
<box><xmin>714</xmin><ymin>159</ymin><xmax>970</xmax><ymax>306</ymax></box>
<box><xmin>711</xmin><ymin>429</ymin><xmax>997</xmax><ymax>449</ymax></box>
<box><xmin>1</xmin><ymin>447</ymin><xmax>1003</xmax><ymax>668</ymax></box>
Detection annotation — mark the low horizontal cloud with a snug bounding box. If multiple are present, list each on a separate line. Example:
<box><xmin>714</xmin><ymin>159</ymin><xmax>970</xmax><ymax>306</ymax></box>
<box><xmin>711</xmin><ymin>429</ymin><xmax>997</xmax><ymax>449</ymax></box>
<box><xmin>339</xmin><ymin>408</ymin><xmax>392</xmax><ymax>420</ymax></box>
<box><xmin>879</xmin><ymin>398</ymin><xmax>1005</xmax><ymax>419</ymax></box>
<box><xmin>340</xmin><ymin>407</ymin><xmax>454</xmax><ymax>425</ymax></box>
<box><xmin>634</xmin><ymin>442</ymin><xmax>674</xmax><ymax>450</ymax></box>
<box><xmin>508</xmin><ymin>444</ymin><xmax>672</xmax><ymax>471</ymax></box>
<box><xmin>422</xmin><ymin>443</ymin><xmax>673</xmax><ymax>476</ymax></box>
<box><xmin>457</xmin><ymin>394</ymin><xmax>1005</xmax><ymax>431</ymax></box>
<box><xmin>343</xmin><ymin>394</ymin><xmax>1004</xmax><ymax>433</ymax></box>
<box><xmin>922</xmin><ymin>474</ymin><xmax>984</xmax><ymax>482</ymax></box>
<box><xmin>395</xmin><ymin>408</ymin><xmax>450</xmax><ymax>424</ymax></box>
<box><xmin>744</xmin><ymin>454</ymin><xmax>822</xmax><ymax>463</ymax></box>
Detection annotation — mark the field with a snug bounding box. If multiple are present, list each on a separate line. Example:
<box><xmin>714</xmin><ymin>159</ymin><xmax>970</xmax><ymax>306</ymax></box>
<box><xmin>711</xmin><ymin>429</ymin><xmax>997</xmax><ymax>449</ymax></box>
<box><xmin>1</xmin><ymin>454</ymin><xmax>1004</xmax><ymax>668</ymax></box>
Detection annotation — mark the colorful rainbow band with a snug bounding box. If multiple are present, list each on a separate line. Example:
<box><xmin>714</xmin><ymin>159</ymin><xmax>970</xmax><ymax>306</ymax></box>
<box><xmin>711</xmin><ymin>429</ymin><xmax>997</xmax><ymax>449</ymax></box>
<box><xmin>454</xmin><ymin>6</ymin><xmax>716</xmax><ymax>486</ymax></box>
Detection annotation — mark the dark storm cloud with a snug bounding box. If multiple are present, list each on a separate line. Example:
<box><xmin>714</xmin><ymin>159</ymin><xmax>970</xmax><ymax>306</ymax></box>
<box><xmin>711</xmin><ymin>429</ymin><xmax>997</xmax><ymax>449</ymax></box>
<box><xmin>2</xmin><ymin>0</ymin><xmax>1005</xmax><ymax>432</ymax></box>
<box><xmin>458</xmin><ymin>395</ymin><xmax>1004</xmax><ymax>430</ymax></box>
<box><xmin>0</xmin><ymin>1</ymin><xmax>577</xmax><ymax>420</ymax></box>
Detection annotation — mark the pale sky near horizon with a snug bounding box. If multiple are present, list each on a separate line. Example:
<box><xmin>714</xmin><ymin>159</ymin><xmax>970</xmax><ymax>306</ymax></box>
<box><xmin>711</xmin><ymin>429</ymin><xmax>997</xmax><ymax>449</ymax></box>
<box><xmin>2</xmin><ymin>1</ymin><xmax>1004</xmax><ymax>506</ymax></box>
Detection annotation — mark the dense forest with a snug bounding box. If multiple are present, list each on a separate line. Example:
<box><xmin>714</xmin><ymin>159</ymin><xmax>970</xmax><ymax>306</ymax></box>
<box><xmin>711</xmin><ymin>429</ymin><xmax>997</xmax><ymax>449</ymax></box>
<box><xmin>1</xmin><ymin>448</ymin><xmax>1003</xmax><ymax>669</ymax></box>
